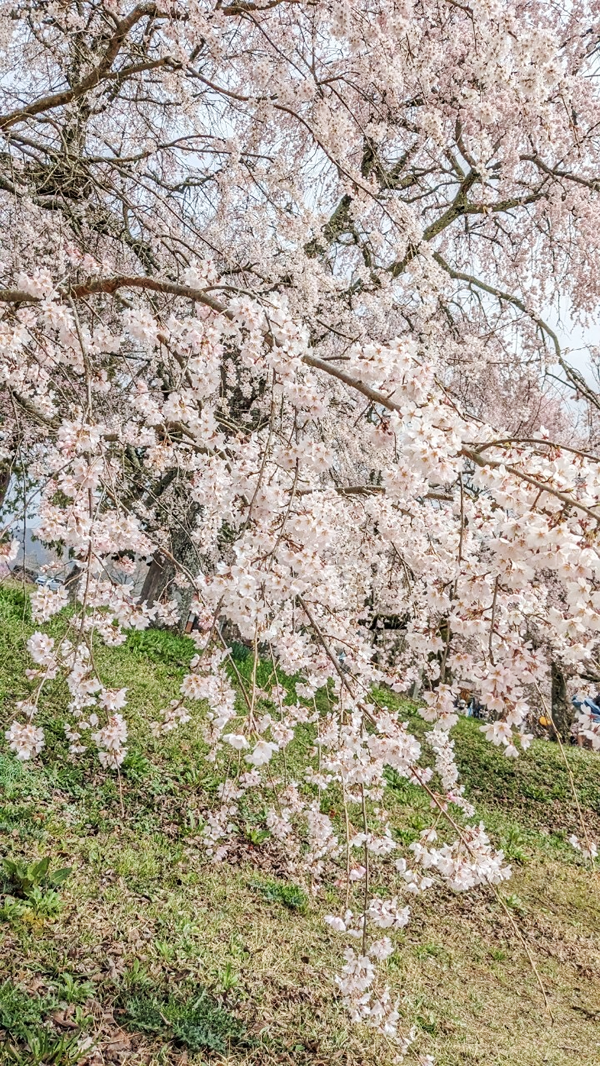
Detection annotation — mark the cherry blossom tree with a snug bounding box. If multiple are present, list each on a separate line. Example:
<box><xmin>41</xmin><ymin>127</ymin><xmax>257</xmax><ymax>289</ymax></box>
<box><xmin>1</xmin><ymin>0</ymin><xmax>600</xmax><ymax>1051</ymax></box>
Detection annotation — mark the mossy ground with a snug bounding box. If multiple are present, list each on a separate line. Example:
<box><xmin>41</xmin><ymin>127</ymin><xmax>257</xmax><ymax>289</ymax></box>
<box><xmin>0</xmin><ymin>581</ymin><xmax>599</xmax><ymax>1065</ymax></box>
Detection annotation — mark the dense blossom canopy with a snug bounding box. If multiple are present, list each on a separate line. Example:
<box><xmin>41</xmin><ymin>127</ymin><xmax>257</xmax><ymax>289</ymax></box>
<box><xmin>1</xmin><ymin>0</ymin><xmax>600</xmax><ymax>1052</ymax></box>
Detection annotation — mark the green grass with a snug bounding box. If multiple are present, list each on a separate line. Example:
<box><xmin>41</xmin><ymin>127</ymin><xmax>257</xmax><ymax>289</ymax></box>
<box><xmin>0</xmin><ymin>581</ymin><xmax>599</xmax><ymax>1065</ymax></box>
<box><xmin>453</xmin><ymin>715</ymin><xmax>600</xmax><ymax>828</ymax></box>
<box><xmin>251</xmin><ymin>878</ymin><xmax>309</xmax><ymax>913</ymax></box>
<box><xmin>121</xmin><ymin>987</ymin><xmax>248</xmax><ymax>1053</ymax></box>
<box><xmin>0</xmin><ymin>980</ymin><xmax>54</xmax><ymax>1040</ymax></box>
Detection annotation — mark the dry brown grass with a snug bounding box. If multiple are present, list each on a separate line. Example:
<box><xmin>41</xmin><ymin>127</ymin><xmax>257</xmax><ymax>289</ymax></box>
<box><xmin>1</xmin><ymin>822</ymin><xmax>598</xmax><ymax>1065</ymax></box>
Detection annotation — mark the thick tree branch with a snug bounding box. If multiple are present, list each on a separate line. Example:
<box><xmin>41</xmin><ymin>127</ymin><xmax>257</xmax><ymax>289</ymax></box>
<box><xmin>0</xmin><ymin>4</ymin><xmax>166</xmax><ymax>132</ymax></box>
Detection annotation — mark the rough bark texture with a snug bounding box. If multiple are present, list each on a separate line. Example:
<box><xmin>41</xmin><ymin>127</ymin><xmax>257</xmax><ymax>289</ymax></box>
<box><xmin>139</xmin><ymin>553</ymin><xmax>170</xmax><ymax>608</ymax></box>
<box><xmin>140</xmin><ymin>502</ymin><xmax>202</xmax><ymax>631</ymax></box>
<box><xmin>551</xmin><ymin>661</ymin><xmax>573</xmax><ymax>741</ymax></box>
<box><xmin>65</xmin><ymin>562</ymin><xmax>82</xmax><ymax>603</ymax></box>
<box><xmin>0</xmin><ymin>463</ymin><xmax>11</xmax><ymax>510</ymax></box>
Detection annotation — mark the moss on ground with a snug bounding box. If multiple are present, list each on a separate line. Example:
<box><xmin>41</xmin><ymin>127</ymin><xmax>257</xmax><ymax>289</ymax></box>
<box><xmin>0</xmin><ymin>581</ymin><xmax>599</xmax><ymax>1065</ymax></box>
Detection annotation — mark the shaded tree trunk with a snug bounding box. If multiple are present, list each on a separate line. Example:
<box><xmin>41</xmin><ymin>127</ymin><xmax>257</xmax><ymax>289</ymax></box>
<box><xmin>140</xmin><ymin>503</ymin><xmax>202</xmax><ymax>631</ymax></box>
<box><xmin>551</xmin><ymin>661</ymin><xmax>573</xmax><ymax>741</ymax></box>
<box><xmin>65</xmin><ymin>562</ymin><xmax>82</xmax><ymax>603</ymax></box>
<box><xmin>140</xmin><ymin>553</ymin><xmax>170</xmax><ymax>608</ymax></box>
<box><xmin>0</xmin><ymin>463</ymin><xmax>11</xmax><ymax>511</ymax></box>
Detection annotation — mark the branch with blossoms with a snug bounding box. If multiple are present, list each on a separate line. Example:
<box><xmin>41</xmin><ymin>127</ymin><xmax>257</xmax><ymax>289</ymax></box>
<box><xmin>1</xmin><ymin>271</ymin><xmax>597</xmax><ymax>526</ymax></box>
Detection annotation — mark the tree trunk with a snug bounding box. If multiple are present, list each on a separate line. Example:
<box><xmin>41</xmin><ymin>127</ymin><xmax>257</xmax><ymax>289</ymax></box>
<box><xmin>551</xmin><ymin>661</ymin><xmax>572</xmax><ymax>741</ymax></box>
<box><xmin>140</xmin><ymin>553</ymin><xmax>171</xmax><ymax>608</ymax></box>
<box><xmin>140</xmin><ymin>503</ymin><xmax>202</xmax><ymax>631</ymax></box>
<box><xmin>65</xmin><ymin>562</ymin><xmax>82</xmax><ymax>603</ymax></box>
<box><xmin>0</xmin><ymin>463</ymin><xmax>11</xmax><ymax>512</ymax></box>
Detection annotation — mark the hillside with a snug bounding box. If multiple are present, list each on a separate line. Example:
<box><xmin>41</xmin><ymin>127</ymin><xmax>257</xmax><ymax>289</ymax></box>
<box><xmin>0</xmin><ymin>582</ymin><xmax>599</xmax><ymax>1066</ymax></box>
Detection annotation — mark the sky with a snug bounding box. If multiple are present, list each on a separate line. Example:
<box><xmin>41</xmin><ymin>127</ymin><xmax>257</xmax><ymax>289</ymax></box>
<box><xmin>547</xmin><ymin>305</ymin><xmax>599</xmax><ymax>389</ymax></box>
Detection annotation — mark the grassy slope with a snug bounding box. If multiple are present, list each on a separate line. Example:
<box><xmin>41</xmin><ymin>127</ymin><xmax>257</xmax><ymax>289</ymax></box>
<box><xmin>0</xmin><ymin>582</ymin><xmax>599</xmax><ymax>1066</ymax></box>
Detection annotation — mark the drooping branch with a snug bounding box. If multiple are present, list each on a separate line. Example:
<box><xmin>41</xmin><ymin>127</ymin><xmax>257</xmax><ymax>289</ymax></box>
<box><xmin>0</xmin><ymin>272</ymin><xmax>595</xmax><ymax>523</ymax></box>
<box><xmin>432</xmin><ymin>250</ymin><xmax>600</xmax><ymax>411</ymax></box>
